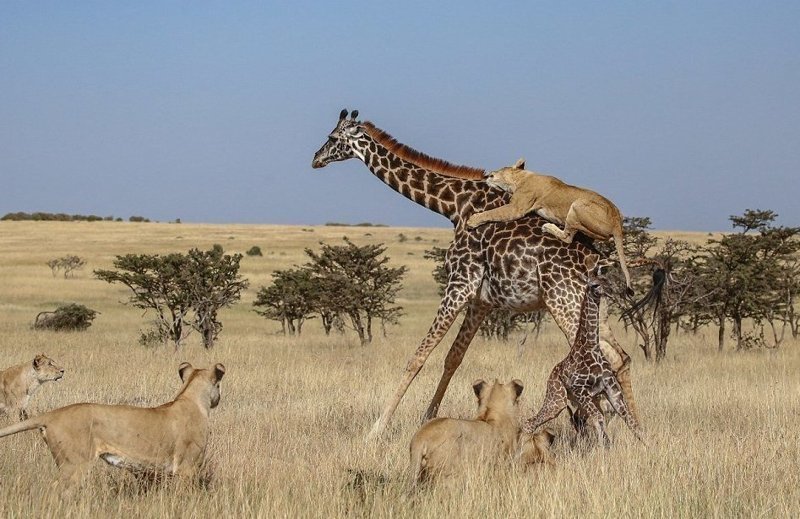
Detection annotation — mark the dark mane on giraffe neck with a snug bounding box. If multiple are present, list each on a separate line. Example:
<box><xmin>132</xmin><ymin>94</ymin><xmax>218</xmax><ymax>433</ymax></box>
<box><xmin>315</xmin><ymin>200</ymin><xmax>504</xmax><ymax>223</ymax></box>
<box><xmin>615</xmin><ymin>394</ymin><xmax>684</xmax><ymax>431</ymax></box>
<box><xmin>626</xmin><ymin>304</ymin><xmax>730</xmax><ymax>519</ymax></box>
<box><xmin>362</xmin><ymin>121</ymin><xmax>486</xmax><ymax>180</ymax></box>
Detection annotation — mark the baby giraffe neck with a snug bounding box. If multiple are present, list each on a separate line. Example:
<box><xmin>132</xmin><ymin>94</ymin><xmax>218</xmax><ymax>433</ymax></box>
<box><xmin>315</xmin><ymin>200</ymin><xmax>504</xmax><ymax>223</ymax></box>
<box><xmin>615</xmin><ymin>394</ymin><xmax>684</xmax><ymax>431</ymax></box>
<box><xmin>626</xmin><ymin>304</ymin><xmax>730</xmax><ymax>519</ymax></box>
<box><xmin>574</xmin><ymin>289</ymin><xmax>601</xmax><ymax>351</ymax></box>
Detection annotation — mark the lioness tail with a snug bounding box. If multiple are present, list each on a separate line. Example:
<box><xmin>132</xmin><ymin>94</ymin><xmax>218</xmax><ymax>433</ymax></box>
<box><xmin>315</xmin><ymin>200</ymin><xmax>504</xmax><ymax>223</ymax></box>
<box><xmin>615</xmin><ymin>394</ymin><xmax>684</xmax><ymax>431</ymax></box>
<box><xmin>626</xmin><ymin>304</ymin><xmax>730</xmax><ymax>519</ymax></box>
<box><xmin>0</xmin><ymin>417</ymin><xmax>45</xmax><ymax>439</ymax></box>
<box><xmin>613</xmin><ymin>221</ymin><xmax>633</xmax><ymax>296</ymax></box>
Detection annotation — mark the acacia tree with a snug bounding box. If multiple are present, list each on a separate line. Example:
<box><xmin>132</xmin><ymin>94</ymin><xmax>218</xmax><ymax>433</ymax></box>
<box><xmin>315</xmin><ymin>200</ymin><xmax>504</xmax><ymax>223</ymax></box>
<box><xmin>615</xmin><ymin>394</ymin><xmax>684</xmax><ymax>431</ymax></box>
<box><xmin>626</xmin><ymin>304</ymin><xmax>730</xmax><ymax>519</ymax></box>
<box><xmin>253</xmin><ymin>267</ymin><xmax>317</xmax><ymax>335</ymax></box>
<box><xmin>182</xmin><ymin>248</ymin><xmax>249</xmax><ymax>349</ymax></box>
<box><xmin>95</xmin><ymin>248</ymin><xmax>247</xmax><ymax>350</ymax></box>
<box><xmin>694</xmin><ymin>210</ymin><xmax>800</xmax><ymax>350</ymax></box>
<box><xmin>47</xmin><ymin>255</ymin><xmax>86</xmax><ymax>278</ymax></box>
<box><xmin>305</xmin><ymin>239</ymin><xmax>406</xmax><ymax>345</ymax></box>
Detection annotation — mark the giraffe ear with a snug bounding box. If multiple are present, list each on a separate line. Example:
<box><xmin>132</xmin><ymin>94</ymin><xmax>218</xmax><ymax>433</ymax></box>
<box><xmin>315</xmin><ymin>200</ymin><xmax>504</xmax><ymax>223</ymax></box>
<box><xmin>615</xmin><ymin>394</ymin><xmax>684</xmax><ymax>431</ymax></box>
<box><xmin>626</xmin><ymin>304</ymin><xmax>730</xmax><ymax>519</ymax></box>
<box><xmin>339</xmin><ymin>108</ymin><xmax>348</xmax><ymax>120</ymax></box>
<box><xmin>350</xmin><ymin>110</ymin><xmax>359</xmax><ymax>120</ymax></box>
<box><xmin>513</xmin><ymin>158</ymin><xmax>525</xmax><ymax>169</ymax></box>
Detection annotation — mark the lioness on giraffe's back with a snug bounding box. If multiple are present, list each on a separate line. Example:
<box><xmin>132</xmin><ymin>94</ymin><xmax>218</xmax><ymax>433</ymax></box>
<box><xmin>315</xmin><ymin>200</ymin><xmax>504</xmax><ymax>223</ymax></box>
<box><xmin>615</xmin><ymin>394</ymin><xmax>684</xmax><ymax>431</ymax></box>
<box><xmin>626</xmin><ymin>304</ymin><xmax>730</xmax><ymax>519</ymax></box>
<box><xmin>0</xmin><ymin>362</ymin><xmax>225</xmax><ymax>486</ymax></box>
<box><xmin>467</xmin><ymin>158</ymin><xmax>633</xmax><ymax>294</ymax></box>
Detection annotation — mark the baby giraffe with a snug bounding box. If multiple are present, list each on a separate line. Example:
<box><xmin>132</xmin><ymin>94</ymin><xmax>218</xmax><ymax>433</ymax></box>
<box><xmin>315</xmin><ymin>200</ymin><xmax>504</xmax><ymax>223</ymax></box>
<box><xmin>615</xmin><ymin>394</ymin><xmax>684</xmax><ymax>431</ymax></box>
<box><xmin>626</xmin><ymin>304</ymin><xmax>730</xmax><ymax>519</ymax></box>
<box><xmin>523</xmin><ymin>272</ymin><xmax>644</xmax><ymax>445</ymax></box>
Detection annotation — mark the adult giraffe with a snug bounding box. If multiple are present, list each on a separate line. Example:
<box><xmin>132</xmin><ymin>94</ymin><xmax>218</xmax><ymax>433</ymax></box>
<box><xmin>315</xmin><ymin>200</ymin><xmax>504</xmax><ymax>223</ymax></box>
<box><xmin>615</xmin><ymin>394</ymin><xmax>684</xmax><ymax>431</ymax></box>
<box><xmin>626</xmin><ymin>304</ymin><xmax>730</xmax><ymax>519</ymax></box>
<box><xmin>312</xmin><ymin>109</ymin><xmax>639</xmax><ymax>439</ymax></box>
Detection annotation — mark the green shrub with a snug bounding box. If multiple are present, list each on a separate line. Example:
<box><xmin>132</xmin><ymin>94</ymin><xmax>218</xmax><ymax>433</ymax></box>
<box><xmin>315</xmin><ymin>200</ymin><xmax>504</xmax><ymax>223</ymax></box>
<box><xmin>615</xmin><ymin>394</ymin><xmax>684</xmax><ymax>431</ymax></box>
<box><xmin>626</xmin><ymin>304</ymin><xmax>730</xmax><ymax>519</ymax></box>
<box><xmin>33</xmin><ymin>303</ymin><xmax>97</xmax><ymax>331</ymax></box>
<box><xmin>246</xmin><ymin>246</ymin><xmax>263</xmax><ymax>256</ymax></box>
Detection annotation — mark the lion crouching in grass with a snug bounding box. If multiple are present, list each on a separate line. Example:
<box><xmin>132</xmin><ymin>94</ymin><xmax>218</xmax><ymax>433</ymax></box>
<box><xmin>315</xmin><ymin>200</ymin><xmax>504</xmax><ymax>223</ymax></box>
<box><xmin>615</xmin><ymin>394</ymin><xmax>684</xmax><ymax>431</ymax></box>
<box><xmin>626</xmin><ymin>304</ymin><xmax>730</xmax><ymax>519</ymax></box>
<box><xmin>0</xmin><ymin>362</ymin><xmax>225</xmax><ymax>487</ymax></box>
<box><xmin>0</xmin><ymin>354</ymin><xmax>64</xmax><ymax>421</ymax></box>
<box><xmin>409</xmin><ymin>379</ymin><xmax>554</xmax><ymax>484</ymax></box>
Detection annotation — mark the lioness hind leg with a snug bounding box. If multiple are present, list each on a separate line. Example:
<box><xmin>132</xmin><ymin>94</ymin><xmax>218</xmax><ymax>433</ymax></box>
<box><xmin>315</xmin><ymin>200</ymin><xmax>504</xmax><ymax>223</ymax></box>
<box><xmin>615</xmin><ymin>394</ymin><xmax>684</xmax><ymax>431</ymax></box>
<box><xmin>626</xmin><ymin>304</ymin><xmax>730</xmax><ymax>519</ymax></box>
<box><xmin>542</xmin><ymin>203</ymin><xmax>582</xmax><ymax>243</ymax></box>
<box><xmin>55</xmin><ymin>461</ymin><xmax>92</xmax><ymax>487</ymax></box>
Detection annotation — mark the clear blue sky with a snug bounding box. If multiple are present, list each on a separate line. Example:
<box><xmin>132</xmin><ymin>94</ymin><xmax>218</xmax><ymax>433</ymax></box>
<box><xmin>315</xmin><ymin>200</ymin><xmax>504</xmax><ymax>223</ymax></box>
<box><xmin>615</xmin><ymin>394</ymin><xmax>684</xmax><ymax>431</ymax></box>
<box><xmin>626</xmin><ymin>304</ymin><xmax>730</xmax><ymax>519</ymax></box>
<box><xmin>2</xmin><ymin>1</ymin><xmax>799</xmax><ymax>230</ymax></box>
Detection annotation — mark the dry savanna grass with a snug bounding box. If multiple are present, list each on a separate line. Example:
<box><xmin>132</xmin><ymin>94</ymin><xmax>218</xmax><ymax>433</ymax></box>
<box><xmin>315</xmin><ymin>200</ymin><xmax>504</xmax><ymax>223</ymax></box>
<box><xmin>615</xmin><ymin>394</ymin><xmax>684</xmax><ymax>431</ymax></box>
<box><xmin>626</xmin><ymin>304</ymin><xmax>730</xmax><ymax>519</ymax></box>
<box><xmin>0</xmin><ymin>221</ymin><xmax>798</xmax><ymax>517</ymax></box>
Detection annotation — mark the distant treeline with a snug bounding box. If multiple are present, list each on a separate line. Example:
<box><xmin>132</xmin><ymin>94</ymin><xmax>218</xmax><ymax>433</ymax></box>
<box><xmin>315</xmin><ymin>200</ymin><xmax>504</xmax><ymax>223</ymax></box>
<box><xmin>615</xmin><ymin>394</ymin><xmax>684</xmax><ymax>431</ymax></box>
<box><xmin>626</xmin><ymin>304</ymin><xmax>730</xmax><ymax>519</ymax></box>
<box><xmin>324</xmin><ymin>221</ymin><xmax>387</xmax><ymax>227</ymax></box>
<box><xmin>1</xmin><ymin>212</ymin><xmax>152</xmax><ymax>222</ymax></box>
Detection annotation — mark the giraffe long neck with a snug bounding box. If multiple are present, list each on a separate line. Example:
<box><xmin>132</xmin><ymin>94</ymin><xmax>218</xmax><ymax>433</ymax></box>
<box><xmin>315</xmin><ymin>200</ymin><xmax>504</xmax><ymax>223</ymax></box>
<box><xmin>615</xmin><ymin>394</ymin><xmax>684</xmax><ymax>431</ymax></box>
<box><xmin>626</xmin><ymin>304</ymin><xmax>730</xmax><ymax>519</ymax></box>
<box><xmin>351</xmin><ymin>134</ymin><xmax>503</xmax><ymax>223</ymax></box>
<box><xmin>574</xmin><ymin>288</ymin><xmax>601</xmax><ymax>352</ymax></box>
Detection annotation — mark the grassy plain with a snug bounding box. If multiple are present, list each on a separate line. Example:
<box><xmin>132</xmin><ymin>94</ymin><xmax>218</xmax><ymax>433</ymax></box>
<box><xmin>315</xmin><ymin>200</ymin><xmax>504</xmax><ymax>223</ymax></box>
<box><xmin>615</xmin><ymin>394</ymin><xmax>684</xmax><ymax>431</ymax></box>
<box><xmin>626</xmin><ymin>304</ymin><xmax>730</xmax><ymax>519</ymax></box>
<box><xmin>0</xmin><ymin>221</ymin><xmax>797</xmax><ymax>518</ymax></box>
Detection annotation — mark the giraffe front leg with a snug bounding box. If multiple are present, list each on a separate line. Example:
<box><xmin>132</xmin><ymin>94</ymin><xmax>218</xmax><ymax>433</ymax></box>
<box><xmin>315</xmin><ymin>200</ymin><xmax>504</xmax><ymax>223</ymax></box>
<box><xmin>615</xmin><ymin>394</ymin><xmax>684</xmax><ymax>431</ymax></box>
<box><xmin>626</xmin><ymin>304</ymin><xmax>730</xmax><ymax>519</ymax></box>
<box><xmin>367</xmin><ymin>279</ymin><xmax>478</xmax><ymax>441</ymax></box>
<box><xmin>523</xmin><ymin>374</ymin><xmax>568</xmax><ymax>434</ymax></box>
<box><xmin>423</xmin><ymin>298</ymin><xmax>491</xmax><ymax>421</ymax></box>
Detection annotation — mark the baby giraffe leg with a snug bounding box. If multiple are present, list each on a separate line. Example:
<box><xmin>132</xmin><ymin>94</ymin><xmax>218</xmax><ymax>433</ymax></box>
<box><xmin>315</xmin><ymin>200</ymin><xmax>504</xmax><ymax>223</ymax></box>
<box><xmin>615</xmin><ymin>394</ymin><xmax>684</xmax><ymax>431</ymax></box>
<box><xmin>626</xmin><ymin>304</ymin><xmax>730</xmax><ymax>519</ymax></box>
<box><xmin>523</xmin><ymin>376</ymin><xmax>568</xmax><ymax>434</ymax></box>
<box><xmin>573</xmin><ymin>391</ymin><xmax>610</xmax><ymax>446</ymax></box>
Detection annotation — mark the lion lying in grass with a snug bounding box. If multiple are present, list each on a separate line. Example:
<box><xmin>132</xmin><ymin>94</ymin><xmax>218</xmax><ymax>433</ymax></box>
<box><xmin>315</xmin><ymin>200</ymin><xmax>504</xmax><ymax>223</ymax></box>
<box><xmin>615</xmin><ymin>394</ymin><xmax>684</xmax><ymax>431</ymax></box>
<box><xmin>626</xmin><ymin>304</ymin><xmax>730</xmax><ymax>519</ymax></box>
<box><xmin>409</xmin><ymin>379</ymin><xmax>553</xmax><ymax>484</ymax></box>
<box><xmin>0</xmin><ymin>354</ymin><xmax>64</xmax><ymax>421</ymax></box>
<box><xmin>0</xmin><ymin>362</ymin><xmax>225</xmax><ymax>486</ymax></box>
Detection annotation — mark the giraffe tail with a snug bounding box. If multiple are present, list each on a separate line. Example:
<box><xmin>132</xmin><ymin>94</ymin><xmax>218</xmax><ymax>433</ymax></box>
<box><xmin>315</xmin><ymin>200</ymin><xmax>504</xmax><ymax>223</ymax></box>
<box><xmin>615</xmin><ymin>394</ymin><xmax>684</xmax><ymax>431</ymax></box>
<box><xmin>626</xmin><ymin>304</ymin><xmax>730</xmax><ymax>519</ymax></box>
<box><xmin>621</xmin><ymin>267</ymin><xmax>666</xmax><ymax>319</ymax></box>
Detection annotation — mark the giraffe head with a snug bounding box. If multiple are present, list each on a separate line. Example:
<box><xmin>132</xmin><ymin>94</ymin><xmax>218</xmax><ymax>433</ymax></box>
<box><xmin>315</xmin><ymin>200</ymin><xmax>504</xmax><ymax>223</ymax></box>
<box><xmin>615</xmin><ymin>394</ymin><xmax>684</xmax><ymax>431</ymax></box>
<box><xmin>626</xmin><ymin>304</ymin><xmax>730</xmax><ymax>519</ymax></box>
<box><xmin>584</xmin><ymin>271</ymin><xmax>611</xmax><ymax>300</ymax></box>
<box><xmin>311</xmin><ymin>109</ymin><xmax>364</xmax><ymax>168</ymax></box>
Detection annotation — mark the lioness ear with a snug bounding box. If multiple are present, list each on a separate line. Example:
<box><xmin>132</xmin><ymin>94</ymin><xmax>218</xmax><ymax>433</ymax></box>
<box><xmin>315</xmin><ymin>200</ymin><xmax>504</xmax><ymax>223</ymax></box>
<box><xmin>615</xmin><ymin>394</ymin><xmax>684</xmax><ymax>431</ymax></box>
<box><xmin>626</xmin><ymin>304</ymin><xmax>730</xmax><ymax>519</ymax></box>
<box><xmin>513</xmin><ymin>158</ymin><xmax>525</xmax><ymax>169</ymax></box>
<box><xmin>472</xmin><ymin>379</ymin><xmax>487</xmax><ymax>399</ymax></box>
<box><xmin>213</xmin><ymin>363</ymin><xmax>226</xmax><ymax>382</ymax></box>
<box><xmin>511</xmin><ymin>379</ymin><xmax>524</xmax><ymax>399</ymax></box>
<box><xmin>33</xmin><ymin>355</ymin><xmax>45</xmax><ymax>369</ymax></box>
<box><xmin>178</xmin><ymin>362</ymin><xmax>193</xmax><ymax>381</ymax></box>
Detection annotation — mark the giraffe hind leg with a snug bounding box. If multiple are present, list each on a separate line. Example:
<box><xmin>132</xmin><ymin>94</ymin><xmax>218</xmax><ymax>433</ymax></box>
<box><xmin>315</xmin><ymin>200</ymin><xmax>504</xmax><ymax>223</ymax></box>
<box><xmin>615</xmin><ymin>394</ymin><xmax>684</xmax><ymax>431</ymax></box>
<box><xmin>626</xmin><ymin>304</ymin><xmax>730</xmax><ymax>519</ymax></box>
<box><xmin>367</xmin><ymin>276</ymin><xmax>479</xmax><ymax>440</ymax></box>
<box><xmin>423</xmin><ymin>299</ymin><xmax>491</xmax><ymax>421</ymax></box>
<box><xmin>603</xmin><ymin>376</ymin><xmax>646</xmax><ymax>445</ymax></box>
<box><xmin>573</xmin><ymin>389</ymin><xmax>610</xmax><ymax>447</ymax></box>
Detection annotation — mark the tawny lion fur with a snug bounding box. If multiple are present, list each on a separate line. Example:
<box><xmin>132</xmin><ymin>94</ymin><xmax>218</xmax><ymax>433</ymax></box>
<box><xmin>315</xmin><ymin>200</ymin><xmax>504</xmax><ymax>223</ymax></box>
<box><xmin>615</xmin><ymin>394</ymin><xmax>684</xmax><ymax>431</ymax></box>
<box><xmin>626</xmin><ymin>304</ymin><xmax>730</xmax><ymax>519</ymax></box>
<box><xmin>0</xmin><ymin>354</ymin><xmax>64</xmax><ymax>421</ymax></box>
<box><xmin>467</xmin><ymin>158</ymin><xmax>632</xmax><ymax>292</ymax></box>
<box><xmin>409</xmin><ymin>379</ymin><xmax>553</xmax><ymax>484</ymax></box>
<box><xmin>0</xmin><ymin>362</ymin><xmax>225</xmax><ymax>486</ymax></box>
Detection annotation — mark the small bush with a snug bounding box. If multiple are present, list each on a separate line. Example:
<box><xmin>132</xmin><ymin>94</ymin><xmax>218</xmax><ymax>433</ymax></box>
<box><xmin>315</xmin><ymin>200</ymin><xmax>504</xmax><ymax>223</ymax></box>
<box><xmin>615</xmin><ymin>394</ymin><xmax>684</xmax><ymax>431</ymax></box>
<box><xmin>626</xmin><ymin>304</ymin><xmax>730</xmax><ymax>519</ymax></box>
<box><xmin>33</xmin><ymin>303</ymin><xmax>97</xmax><ymax>331</ymax></box>
<box><xmin>47</xmin><ymin>255</ymin><xmax>86</xmax><ymax>278</ymax></box>
<box><xmin>246</xmin><ymin>246</ymin><xmax>263</xmax><ymax>257</ymax></box>
<box><xmin>139</xmin><ymin>326</ymin><xmax>166</xmax><ymax>348</ymax></box>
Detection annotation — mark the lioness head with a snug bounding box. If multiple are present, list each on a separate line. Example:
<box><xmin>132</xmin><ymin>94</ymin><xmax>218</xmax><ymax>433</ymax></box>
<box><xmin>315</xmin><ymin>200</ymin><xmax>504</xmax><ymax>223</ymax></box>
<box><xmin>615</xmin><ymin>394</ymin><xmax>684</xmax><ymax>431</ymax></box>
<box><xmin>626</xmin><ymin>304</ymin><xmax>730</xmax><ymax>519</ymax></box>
<box><xmin>472</xmin><ymin>378</ymin><xmax>524</xmax><ymax>417</ymax></box>
<box><xmin>178</xmin><ymin>362</ymin><xmax>226</xmax><ymax>408</ymax></box>
<box><xmin>485</xmin><ymin>158</ymin><xmax>526</xmax><ymax>192</ymax></box>
<box><xmin>33</xmin><ymin>354</ymin><xmax>65</xmax><ymax>383</ymax></box>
